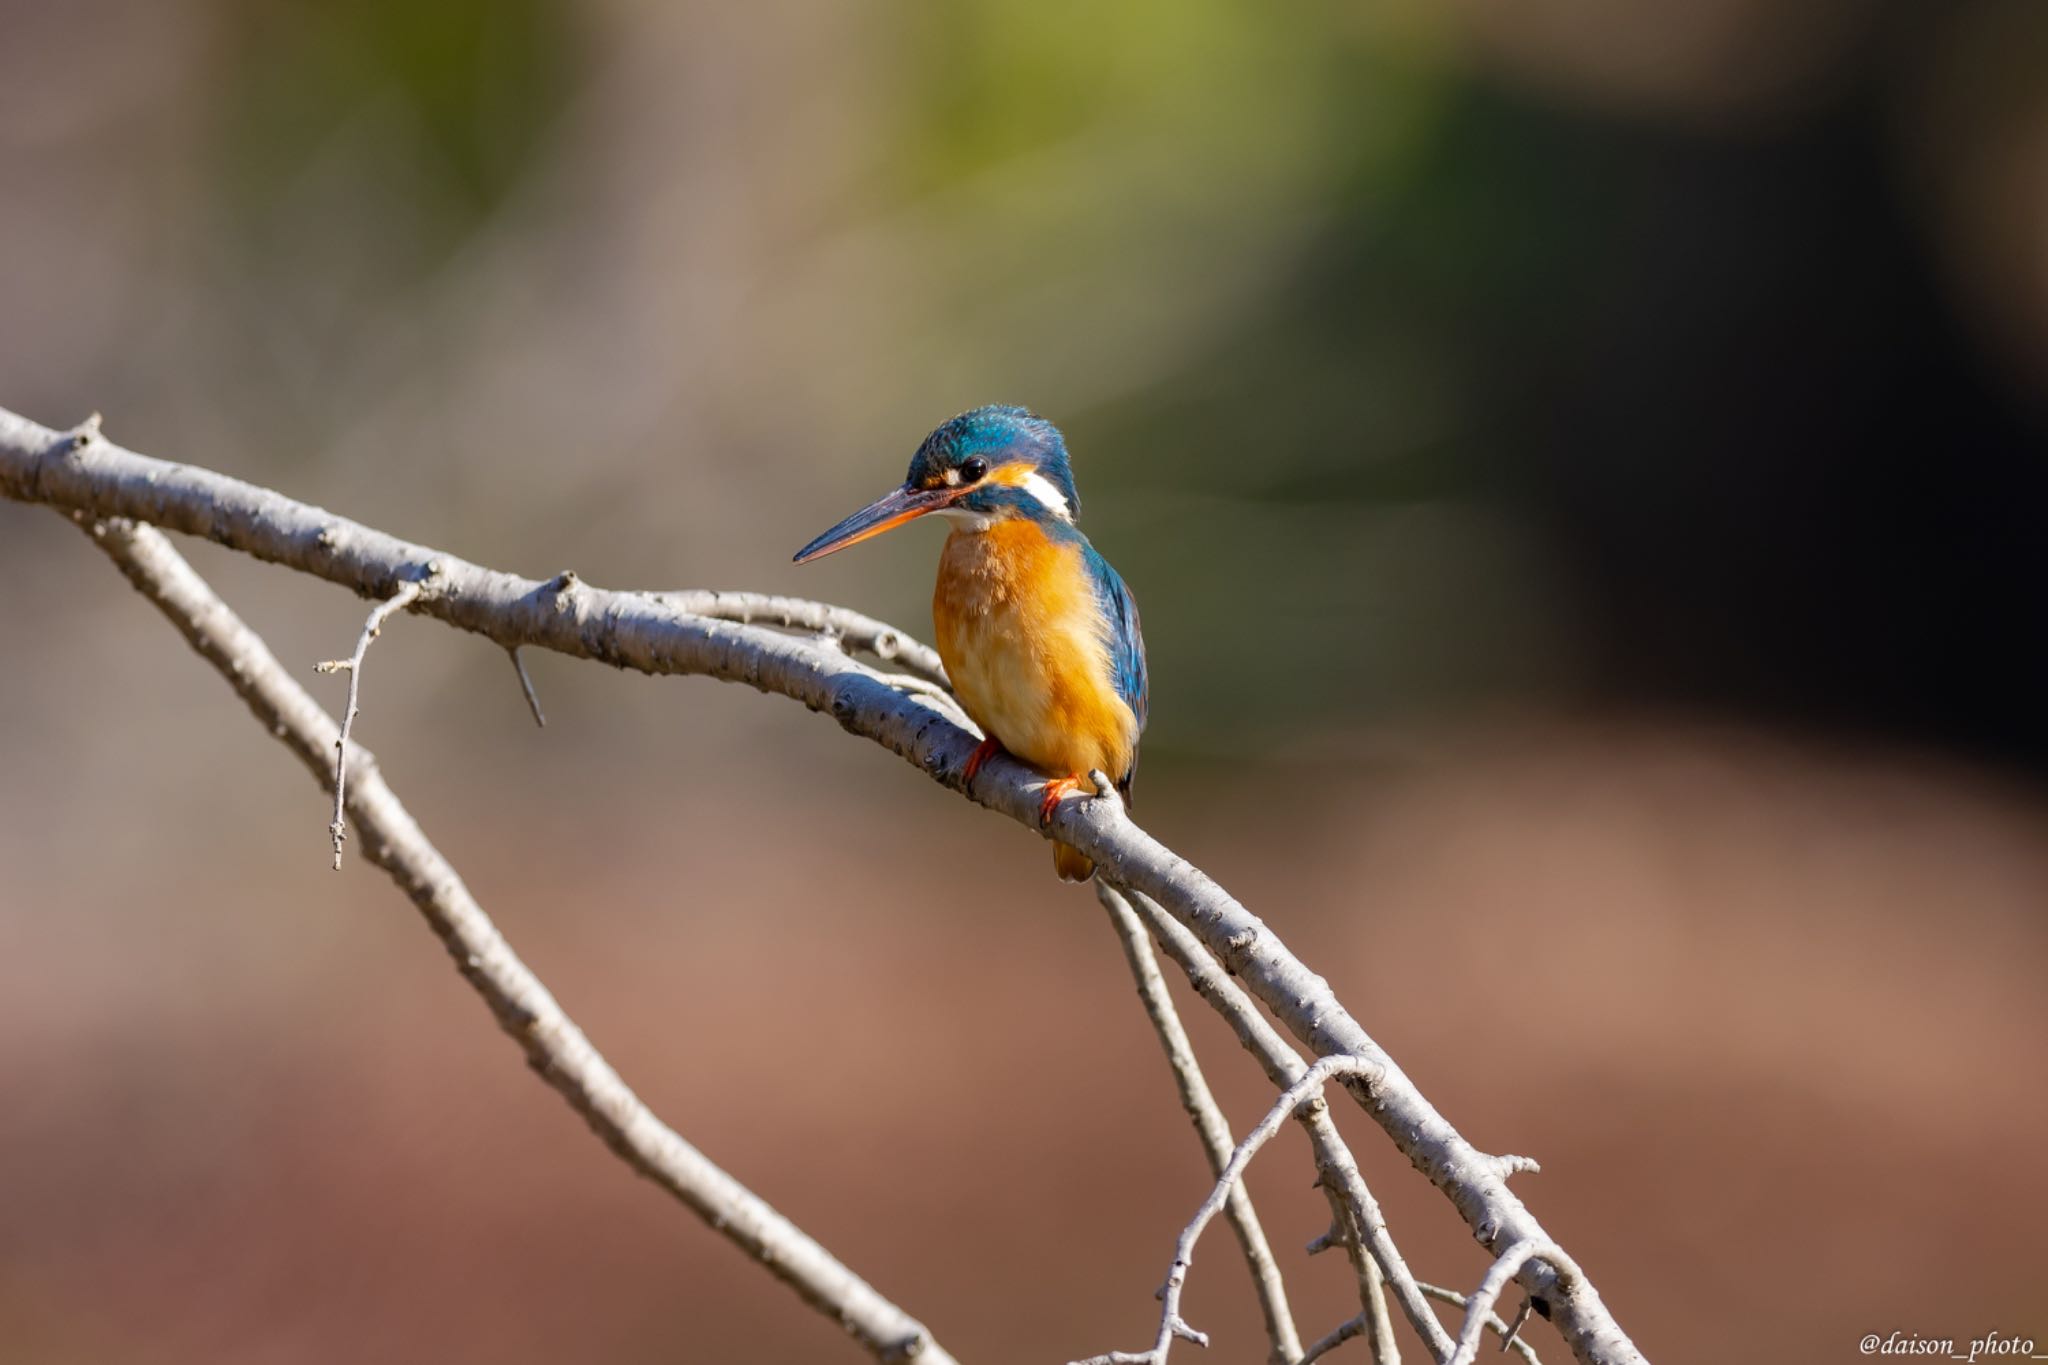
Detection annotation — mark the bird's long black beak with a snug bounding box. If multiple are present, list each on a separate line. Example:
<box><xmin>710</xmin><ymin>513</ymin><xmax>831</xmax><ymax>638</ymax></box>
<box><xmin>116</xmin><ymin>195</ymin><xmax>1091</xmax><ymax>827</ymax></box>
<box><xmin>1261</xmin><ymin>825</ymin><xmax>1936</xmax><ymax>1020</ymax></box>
<box><xmin>792</xmin><ymin>483</ymin><xmax>954</xmax><ymax>564</ymax></box>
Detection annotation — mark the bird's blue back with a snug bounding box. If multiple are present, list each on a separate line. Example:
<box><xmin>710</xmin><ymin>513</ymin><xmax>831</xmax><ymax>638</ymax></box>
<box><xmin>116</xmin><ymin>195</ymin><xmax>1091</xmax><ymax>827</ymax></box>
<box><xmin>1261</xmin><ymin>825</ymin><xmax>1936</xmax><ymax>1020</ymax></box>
<box><xmin>1081</xmin><ymin>538</ymin><xmax>1148</xmax><ymax>734</ymax></box>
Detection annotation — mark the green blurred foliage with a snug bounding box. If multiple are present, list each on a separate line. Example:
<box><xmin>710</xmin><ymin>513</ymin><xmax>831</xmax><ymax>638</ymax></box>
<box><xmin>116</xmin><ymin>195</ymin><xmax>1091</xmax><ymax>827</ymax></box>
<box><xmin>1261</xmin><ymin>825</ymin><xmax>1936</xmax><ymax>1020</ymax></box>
<box><xmin>898</xmin><ymin>1</ymin><xmax>1370</xmax><ymax>191</ymax></box>
<box><xmin>214</xmin><ymin>0</ymin><xmax>576</xmax><ymax>269</ymax></box>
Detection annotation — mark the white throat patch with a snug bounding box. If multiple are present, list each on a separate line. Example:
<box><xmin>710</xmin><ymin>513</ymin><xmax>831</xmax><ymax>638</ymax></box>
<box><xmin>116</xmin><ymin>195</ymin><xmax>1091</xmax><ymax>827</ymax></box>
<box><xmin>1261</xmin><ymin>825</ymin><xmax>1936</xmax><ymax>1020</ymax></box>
<box><xmin>937</xmin><ymin>505</ymin><xmax>995</xmax><ymax>531</ymax></box>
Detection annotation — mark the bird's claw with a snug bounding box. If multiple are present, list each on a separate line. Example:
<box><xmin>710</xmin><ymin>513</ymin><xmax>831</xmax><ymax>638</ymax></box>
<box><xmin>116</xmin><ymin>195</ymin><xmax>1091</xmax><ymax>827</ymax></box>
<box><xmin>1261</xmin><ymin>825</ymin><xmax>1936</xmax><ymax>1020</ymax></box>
<box><xmin>961</xmin><ymin>736</ymin><xmax>1003</xmax><ymax>788</ymax></box>
<box><xmin>1040</xmin><ymin>770</ymin><xmax>1122</xmax><ymax>826</ymax></box>
<box><xmin>1037</xmin><ymin>774</ymin><xmax>1086</xmax><ymax>827</ymax></box>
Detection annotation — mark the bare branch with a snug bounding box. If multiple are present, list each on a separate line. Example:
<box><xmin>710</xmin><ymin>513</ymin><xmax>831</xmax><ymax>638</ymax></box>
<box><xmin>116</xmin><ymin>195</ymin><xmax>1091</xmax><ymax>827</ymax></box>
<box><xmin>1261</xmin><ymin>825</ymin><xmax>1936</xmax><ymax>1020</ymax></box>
<box><xmin>68</xmin><ymin>510</ymin><xmax>959</xmax><ymax>1365</ymax></box>
<box><xmin>1115</xmin><ymin>887</ymin><xmax>1452</xmax><ymax>1364</ymax></box>
<box><xmin>1097</xmin><ymin>882</ymin><xmax>1303</xmax><ymax>1365</ymax></box>
<box><xmin>1071</xmin><ymin>1055</ymin><xmax>1384</xmax><ymax>1365</ymax></box>
<box><xmin>0</xmin><ymin>404</ymin><xmax>1645</xmax><ymax>1365</ymax></box>
<box><xmin>508</xmin><ymin>646</ymin><xmax>546</xmax><ymax>727</ymax></box>
<box><xmin>314</xmin><ymin>578</ymin><xmax>426</xmax><ymax>868</ymax></box>
<box><xmin>1416</xmin><ymin>1285</ymin><xmax>1544</xmax><ymax>1365</ymax></box>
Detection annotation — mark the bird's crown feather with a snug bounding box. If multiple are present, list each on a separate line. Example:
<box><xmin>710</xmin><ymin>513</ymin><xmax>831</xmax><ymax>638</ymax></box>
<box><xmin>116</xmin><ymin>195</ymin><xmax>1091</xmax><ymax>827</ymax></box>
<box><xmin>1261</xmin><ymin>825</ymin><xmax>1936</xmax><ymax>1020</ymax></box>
<box><xmin>907</xmin><ymin>405</ymin><xmax>1081</xmax><ymax>520</ymax></box>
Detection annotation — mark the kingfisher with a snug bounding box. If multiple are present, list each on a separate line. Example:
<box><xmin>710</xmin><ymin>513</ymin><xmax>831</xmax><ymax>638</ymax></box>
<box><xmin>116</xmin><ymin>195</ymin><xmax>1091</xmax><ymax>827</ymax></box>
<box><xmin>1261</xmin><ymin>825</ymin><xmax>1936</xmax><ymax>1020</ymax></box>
<box><xmin>793</xmin><ymin>406</ymin><xmax>1148</xmax><ymax>882</ymax></box>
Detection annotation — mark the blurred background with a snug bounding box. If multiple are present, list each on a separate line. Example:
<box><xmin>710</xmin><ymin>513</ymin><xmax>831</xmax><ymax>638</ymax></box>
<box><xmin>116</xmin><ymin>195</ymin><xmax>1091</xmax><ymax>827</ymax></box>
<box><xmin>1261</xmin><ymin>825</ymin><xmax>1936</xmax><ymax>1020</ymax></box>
<box><xmin>3</xmin><ymin>0</ymin><xmax>2045</xmax><ymax>1361</ymax></box>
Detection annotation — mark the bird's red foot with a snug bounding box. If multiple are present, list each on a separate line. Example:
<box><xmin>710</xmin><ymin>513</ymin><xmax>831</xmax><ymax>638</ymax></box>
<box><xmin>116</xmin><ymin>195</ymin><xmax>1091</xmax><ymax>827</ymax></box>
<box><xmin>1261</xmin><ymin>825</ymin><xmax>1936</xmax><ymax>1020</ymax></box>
<box><xmin>962</xmin><ymin>737</ymin><xmax>1004</xmax><ymax>787</ymax></box>
<box><xmin>1038</xmin><ymin>773</ymin><xmax>1087</xmax><ymax>826</ymax></box>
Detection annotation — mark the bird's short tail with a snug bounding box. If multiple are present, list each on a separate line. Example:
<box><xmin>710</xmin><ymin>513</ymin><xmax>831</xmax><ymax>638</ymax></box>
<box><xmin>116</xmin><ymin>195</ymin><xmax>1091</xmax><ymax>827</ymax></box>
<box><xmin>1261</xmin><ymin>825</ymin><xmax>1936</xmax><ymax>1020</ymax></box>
<box><xmin>1053</xmin><ymin>841</ymin><xmax>1095</xmax><ymax>882</ymax></box>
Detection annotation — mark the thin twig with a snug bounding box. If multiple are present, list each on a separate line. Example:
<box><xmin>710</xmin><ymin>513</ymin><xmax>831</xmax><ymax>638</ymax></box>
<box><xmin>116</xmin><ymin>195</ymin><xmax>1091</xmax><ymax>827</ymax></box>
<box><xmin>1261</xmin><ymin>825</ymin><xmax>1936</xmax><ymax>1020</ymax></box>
<box><xmin>315</xmin><ymin>579</ymin><xmax>425</xmax><ymax>868</ymax></box>
<box><xmin>70</xmin><ymin>512</ymin><xmax>958</xmax><ymax>1365</ymax></box>
<box><xmin>648</xmin><ymin>589</ymin><xmax>948</xmax><ymax>685</ymax></box>
<box><xmin>1328</xmin><ymin>1203</ymin><xmax>1401</xmax><ymax>1365</ymax></box>
<box><xmin>1070</xmin><ymin>1055</ymin><xmax>1385</xmax><ymax>1365</ymax></box>
<box><xmin>1502</xmin><ymin>1300</ymin><xmax>1535</xmax><ymax>1355</ymax></box>
<box><xmin>1307</xmin><ymin>1171</ymin><xmax>1401</xmax><ymax>1365</ymax></box>
<box><xmin>1363</xmin><ymin>1241</ymin><xmax>1401</xmax><ymax>1364</ymax></box>
<box><xmin>1115</xmin><ymin>886</ymin><xmax>1449</xmax><ymax>1364</ymax></box>
<box><xmin>1300</xmin><ymin>1313</ymin><xmax>1368</xmax><ymax>1365</ymax></box>
<box><xmin>0</xmin><ymin>405</ymin><xmax>1644</xmax><ymax>1365</ymax></box>
<box><xmin>1416</xmin><ymin>1285</ymin><xmax>1544</xmax><ymax>1365</ymax></box>
<box><xmin>508</xmin><ymin>646</ymin><xmax>546</xmax><ymax>727</ymax></box>
<box><xmin>1097</xmin><ymin>882</ymin><xmax>1303</xmax><ymax>1365</ymax></box>
<box><xmin>868</xmin><ymin>668</ymin><xmax>977</xmax><ymax>732</ymax></box>
<box><xmin>1446</xmin><ymin>1244</ymin><xmax>1581</xmax><ymax>1365</ymax></box>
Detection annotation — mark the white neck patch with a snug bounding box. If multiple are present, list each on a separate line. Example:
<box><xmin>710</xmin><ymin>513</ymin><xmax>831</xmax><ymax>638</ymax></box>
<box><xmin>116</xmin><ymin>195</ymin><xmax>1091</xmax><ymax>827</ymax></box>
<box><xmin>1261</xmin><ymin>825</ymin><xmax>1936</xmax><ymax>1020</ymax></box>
<box><xmin>1014</xmin><ymin>469</ymin><xmax>1074</xmax><ymax>521</ymax></box>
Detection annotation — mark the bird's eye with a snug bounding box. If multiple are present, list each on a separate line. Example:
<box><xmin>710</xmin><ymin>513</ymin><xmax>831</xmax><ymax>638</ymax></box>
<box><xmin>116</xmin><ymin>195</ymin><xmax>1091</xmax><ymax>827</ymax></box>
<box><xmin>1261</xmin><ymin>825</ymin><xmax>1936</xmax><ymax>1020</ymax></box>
<box><xmin>959</xmin><ymin>456</ymin><xmax>989</xmax><ymax>482</ymax></box>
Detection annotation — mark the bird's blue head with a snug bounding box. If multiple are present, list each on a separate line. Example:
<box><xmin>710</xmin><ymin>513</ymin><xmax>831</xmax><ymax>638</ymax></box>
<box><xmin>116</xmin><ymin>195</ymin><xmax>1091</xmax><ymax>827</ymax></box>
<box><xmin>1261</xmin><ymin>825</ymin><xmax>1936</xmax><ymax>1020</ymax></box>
<box><xmin>793</xmin><ymin>406</ymin><xmax>1081</xmax><ymax>563</ymax></box>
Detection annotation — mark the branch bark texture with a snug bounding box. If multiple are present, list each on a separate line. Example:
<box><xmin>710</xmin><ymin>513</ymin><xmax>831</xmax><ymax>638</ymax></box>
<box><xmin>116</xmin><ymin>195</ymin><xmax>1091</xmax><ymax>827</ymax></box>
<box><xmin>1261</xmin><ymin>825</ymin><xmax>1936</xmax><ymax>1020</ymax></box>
<box><xmin>0</xmin><ymin>405</ymin><xmax>1645</xmax><ymax>1365</ymax></box>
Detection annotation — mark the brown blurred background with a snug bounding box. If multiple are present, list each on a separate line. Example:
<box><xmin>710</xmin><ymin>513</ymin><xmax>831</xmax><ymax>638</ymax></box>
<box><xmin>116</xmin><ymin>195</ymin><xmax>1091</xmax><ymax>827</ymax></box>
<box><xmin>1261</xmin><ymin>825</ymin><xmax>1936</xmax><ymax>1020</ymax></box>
<box><xmin>3</xmin><ymin>1</ymin><xmax>2046</xmax><ymax>1361</ymax></box>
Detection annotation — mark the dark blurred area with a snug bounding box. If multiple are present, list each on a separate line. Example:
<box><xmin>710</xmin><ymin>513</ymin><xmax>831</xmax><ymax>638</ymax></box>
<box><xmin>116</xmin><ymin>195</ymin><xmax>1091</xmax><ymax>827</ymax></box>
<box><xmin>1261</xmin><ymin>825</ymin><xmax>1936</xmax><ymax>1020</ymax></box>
<box><xmin>3</xmin><ymin>2</ymin><xmax>2044</xmax><ymax>1362</ymax></box>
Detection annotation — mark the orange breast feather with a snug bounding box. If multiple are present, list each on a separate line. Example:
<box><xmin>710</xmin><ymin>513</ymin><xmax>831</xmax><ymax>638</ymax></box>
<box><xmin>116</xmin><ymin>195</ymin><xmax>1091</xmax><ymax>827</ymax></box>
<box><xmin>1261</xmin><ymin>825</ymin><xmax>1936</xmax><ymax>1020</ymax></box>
<box><xmin>933</xmin><ymin>520</ymin><xmax>1138</xmax><ymax>786</ymax></box>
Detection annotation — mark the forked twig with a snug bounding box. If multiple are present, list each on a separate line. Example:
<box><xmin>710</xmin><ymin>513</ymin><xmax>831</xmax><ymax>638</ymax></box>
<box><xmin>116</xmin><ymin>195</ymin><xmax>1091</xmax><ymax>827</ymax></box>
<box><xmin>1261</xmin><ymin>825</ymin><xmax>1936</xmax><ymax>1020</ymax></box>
<box><xmin>1446</xmin><ymin>1243</ymin><xmax>1579</xmax><ymax>1365</ymax></box>
<box><xmin>1097</xmin><ymin>882</ymin><xmax>1303</xmax><ymax>1364</ymax></box>
<box><xmin>315</xmin><ymin>578</ymin><xmax>425</xmax><ymax>867</ymax></box>
<box><xmin>1306</xmin><ymin>1283</ymin><xmax>1547</xmax><ymax>1365</ymax></box>
<box><xmin>1416</xmin><ymin>1285</ymin><xmax>1544</xmax><ymax>1365</ymax></box>
<box><xmin>1071</xmin><ymin>1055</ymin><xmax>1385</xmax><ymax>1365</ymax></box>
<box><xmin>1112</xmin><ymin>886</ymin><xmax>1452</xmax><ymax>1364</ymax></box>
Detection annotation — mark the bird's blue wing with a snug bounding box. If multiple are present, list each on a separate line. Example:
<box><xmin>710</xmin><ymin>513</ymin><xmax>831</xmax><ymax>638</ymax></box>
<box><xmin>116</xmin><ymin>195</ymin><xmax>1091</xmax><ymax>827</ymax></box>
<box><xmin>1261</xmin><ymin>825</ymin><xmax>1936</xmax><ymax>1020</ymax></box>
<box><xmin>1083</xmin><ymin>540</ymin><xmax>1148</xmax><ymax>739</ymax></box>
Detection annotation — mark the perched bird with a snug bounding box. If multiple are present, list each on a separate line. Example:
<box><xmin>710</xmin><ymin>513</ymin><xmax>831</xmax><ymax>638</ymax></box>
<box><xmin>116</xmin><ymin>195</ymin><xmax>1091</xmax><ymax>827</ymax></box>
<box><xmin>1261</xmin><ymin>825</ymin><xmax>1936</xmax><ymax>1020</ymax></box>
<box><xmin>793</xmin><ymin>406</ymin><xmax>1147</xmax><ymax>881</ymax></box>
